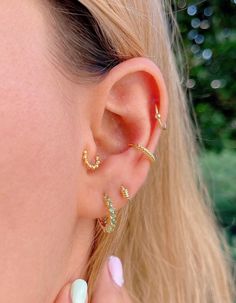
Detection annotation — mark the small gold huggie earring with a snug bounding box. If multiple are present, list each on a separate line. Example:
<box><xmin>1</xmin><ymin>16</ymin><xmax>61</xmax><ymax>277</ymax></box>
<box><xmin>155</xmin><ymin>104</ymin><xmax>167</xmax><ymax>130</ymax></box>
<box><xmin>98</xmin><ymin>193</ymin><xmax>117</xmax><ymax>233</ymax></box>
<box><xmin>82</xmin><ymin>149</ymin><xmax>101</xmax><ymax>171</ymax></box>
<box><xmin>120</xmin><ymin>185</ymin><xmax>131</xmax><ymax>202</ymax></box>
<box><xmin>128</xmin><ymin>143</ymin><xmax>157</xmax><ymax>163</ymax></box>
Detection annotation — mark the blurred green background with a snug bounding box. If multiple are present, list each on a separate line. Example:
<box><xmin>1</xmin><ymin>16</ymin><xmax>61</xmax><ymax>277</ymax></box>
<box><xmin>175</xmin><ymin>0</ymin><xmax>236</xmax><ymax>262</ymax></box>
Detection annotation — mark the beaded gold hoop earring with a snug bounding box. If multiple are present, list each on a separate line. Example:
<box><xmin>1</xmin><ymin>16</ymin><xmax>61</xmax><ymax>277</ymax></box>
<box><xmin>98</xmin><ymin>193</ymin><xmax>117</xmax><ymax>233</ymax></box>
<box><xmin>128</xmin><ymin>143</ymin><xmax>157</xmax><ymax>163</ymax></box>
<box><xmin>82</xmin><ymin>149</ymin><xmax>101</xmax><ymax>171</ymax></box>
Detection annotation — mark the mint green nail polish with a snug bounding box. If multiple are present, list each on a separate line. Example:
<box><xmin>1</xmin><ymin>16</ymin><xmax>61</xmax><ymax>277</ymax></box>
<box><xmin>70</xmin><ymin>279</ymin><xmax>88</xmax><ymax>303</ymax></box>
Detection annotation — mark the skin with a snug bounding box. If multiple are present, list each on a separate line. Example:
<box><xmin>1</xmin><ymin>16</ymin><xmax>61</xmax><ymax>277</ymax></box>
<box><xmin>0</xmin><ymin>0</ymin><xmax>168</xmax><ymax>302</ymax></box>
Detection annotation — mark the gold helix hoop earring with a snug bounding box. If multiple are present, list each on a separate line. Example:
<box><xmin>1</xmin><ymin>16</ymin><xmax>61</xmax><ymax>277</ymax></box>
<box><xmin>155</xmin><ymin>104</ymin><xmax>167</xmax><ymax>130</ymax></box>
<box><xmin>82</xmin><ymin>149</ymin><xmax>101</xmax><ymax>171</ymax></box>
<box><xmin>98</xmin><ymin>193</ymin><xmax>117</xmax><ymax>233</ymax></box>
<box><xmin>128</xmin><ymin>143</ymin><xmax>157</xmax><ymax>163</ymax></box>
<box><xmin>120</xmin><ymin>185</ymin><xmax>131</xmax><ymax>202</ymax></box>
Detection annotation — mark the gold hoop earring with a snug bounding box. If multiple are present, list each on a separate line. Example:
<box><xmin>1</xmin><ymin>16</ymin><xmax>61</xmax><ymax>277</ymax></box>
<box><xmin>128</xmin><ymin>143</ymin><xmax>157</xmax><ymax>163</ymax></box>
<box><xmin>82</xmin><ymin>149</ymin><xmax>101</xmax><ymax>171</ymax></box>
<box><xmin>98</xmin><ymin>193</ymin><xmax>117</xmax><ymax>233</ymax></box>
<box><xmin>155</xmin><ymin>104</ymin><xmax>167</xmax><ymax>130</ymax></box>
<box><xmin>120</xmin><ymin>185</ymin><xmax>131</xmax><ymax>202</ymax></box>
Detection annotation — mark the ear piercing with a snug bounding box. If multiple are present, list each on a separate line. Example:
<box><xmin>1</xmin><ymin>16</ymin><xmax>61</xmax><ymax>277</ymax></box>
<box><xmin>82</xmin><ymin>149</ymin><xmax>101</xmax><ymax>170</ymax></box>
<box><xmin>120</xmin><ymin>185</ymin><xmax>131</xmax><ymax>202</ymax></box>
<box><xmin>155</xmin><ymin>104</ymin><xmax>167</xmax><ymax>130</ymax></box>
<box><xmin>98</xmin><ymin>193</ymin><xmax>117</xmax><ymax>233</ymax></box>
<box><xmin>82</xmin><ymin>143</ymin><xmax>157</xmax><ymax>171</ymax></box>
<box><xmin>128</xmin><ymin>143</ymin><xmax>157</xmax><ymax>162</ymax></box>
<box><xmin>82</xmin><ymin>105</ymin><xmax>164</xmax><ymax>170</ymax></box>
<box><xmin>82</xmin><ymin>104</ymin><xmax>166</xmax><ymax>233</ymax></box>
<box><xmin>98</xmin><ymin>185</ymin><xmax>131</xmax><ymax>233</ymax></box>
<box><xmin>82</xmin><ymin>145</ymin><xmax>154</xmax><ymax>233</ymax></box>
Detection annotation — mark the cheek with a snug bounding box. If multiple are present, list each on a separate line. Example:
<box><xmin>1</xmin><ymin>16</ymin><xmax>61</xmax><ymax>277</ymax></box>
<box><xmin>0</xmin><ymin>63</ymin><xmax>79</xmax><ymax>301</ymax></box>
<box><xmin>0</xmin><ymin>4</ymin><xmax>80</xmax><ymax>302</ymax></box>
<box><xmin>0</xmin><ymin>77</ymin><xmax>77</xmax><ymax>222</ymax></box>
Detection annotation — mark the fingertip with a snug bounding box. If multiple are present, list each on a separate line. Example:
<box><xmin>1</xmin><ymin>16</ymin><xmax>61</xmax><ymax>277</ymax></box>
<box><xmin>70</xmin><ymin>279</ymin><xmax>88</xmax><ymax>303</ymax></box>
<box><xmin>107</xmin><ymin>255</ymin><xmax>125</xmax><ymax>287</ymax></box>
<box><xmin>92</xmin><ymin>255</ymin><xmax>132</xmax><ymax>302</ymax></box>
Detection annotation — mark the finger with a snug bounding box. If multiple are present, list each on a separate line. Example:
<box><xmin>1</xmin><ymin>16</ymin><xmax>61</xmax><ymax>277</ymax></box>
<box><xmin>54</xmin><ymin>283</ymin><xmax>71</xmax><ymax>303</ymax></box>
<box><xmin>54</xmin><ymin>256</ymin><xmax>131</xmax><ymax>303</ymax></box>
<box><xmin>71</xmin><ymin>279</ymin><xmax>88</xmax><ymax>303</ymax></box>
<box><xmin>92</xmin><ymin>255</ymin><xmax>132</xmax><ymax>303</ymax></box>
<box><xmin>55</xmin><ymin>279</ymin><xmax>88</xmax><ymax>303</ymax></box>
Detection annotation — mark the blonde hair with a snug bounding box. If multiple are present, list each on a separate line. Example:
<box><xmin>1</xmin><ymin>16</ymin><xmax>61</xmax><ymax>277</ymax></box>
<box><xmin>45</xmin><ymin>0</ymin><xmax>235</xmax><ymax>302</ymax></box>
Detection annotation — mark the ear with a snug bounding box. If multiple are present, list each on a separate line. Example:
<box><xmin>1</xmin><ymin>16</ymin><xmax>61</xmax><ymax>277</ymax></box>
<box><xmin>79</xmin><ymin>57</ymin><xmax>168</xmax><ymax>218</ymax></box>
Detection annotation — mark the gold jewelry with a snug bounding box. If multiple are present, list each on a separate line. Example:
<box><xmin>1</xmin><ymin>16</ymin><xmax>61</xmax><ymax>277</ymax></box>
<box><xmin>128</xmin><ymin>143</ymin><xmax>157</xmax><ymax>163</ymax></box>
<box><xmin>82</xmin><ymin>149</ymin><xmax>101</xmax><ymax>171</ymax></box>
<box><xmin>155</xmin><ymin>104</ymin><xmax>167</xmax><ymax>130</ymax></box>
<box><xmin>98</xmin><ymin>193</ymin><xmax>117</xmax><ymax>233</ymax></box>
<box><xmin>120</xmin><ymin>185</ymin><xmax>131</xmax><ymax>202</ymax></box>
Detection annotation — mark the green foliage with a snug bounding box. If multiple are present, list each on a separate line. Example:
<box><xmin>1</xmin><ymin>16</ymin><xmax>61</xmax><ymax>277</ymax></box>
<box><xmin>176</xmin><ymin>0</ymin><xmax>236</xmax><ymax>151</ymax></box>
<box><xmin>200</xmin><ymin>150</ymin><xmax>236</xmax><ymax>260</ymax></box>
<box><xmin>176</xmin><ymin>1</ymin><xmax>236</xmax><ymax>262</ymax></box>
<box><xmin>200</xmin><ymin>150</ymin><xmax>236</xmax><ymax>225</ymax></box>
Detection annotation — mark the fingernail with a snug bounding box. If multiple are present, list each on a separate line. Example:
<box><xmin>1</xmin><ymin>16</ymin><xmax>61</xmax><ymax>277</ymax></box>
<box><xmin>108</xmin><ymin>255</ymin><xmax>124</xmax><ymax>287</ymax></box>
<box><xmin>70</xmin><ymin>279</ymin><xmax>88</xmax><ymax>303</ymax></box>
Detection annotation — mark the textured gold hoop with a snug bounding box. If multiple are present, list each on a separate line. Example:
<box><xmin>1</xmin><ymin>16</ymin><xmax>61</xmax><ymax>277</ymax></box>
<box><xmin>155</xmin><ymin>104</ymin><xmax>167</xmax><ymax>130</ymax></box>
<box><xmin>82</xmin><ymin>149</ymin><xmax>101</xmax><ymax>171</ymax></box>
<box><xmin>98</xmin><ymin>193</ymin><xmax>117</xmax><ymax>233</ymax></box>
<box><xmin>120</xmin><ymin>185</ymin><xmax>131</xmax><ymax>202</ymax></box>
<box><xmin>128</xmin><ymin>143</ymin><xmax>157</xmax><ymax>162</ymax></box>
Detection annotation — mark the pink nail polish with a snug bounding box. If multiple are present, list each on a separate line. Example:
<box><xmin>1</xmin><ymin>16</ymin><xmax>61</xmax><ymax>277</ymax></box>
<box><xmin>108</xmin><ymin>256</ymin><xmax>124</xmax><ymax>287</ymax></box>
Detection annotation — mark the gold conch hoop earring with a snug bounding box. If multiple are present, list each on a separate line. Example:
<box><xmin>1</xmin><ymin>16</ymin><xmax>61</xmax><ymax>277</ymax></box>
<box><xmin>82</xmin><ymin>149</ymin><xmax>101</xmax><ymax>171</ymax></box>
<box><xmin>155</xmin><ymin>104</ymin><xmax>167</xmax><ymax>130</ymax></box>
<box><xmin>128</xmin><ymin>143</ymin><xmax>157</xmax><ymax>163</ymax></box>
<box><xmin>98</xmin><ymin>193</ymin><xmax>117</xmax><ymax>233</ymax></box>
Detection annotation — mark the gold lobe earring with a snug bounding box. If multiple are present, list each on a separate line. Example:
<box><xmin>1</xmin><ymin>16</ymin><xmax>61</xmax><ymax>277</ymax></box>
<box><xmin>82</xmin><ymin>149</ymin><xmax>101</xmax><ymax>171</ymax></box>
<box><xmin>98</xmin><ymin>193</ymin><xmax>117</xmax><ymax>233</ymax></box>
<box><xmin>155</xmin><ymin>104</ymin><xmax>167</xmax><ymax>130</ymax></box>
<box><xmin>120</xmin><ymin>185</ymin><xmax>131</xmax><ymax>202</ymax></box>
<box><xmin>128</xmin><ymin>143</ymin><xmax>157</xmax><ymax>163</ymax></box>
